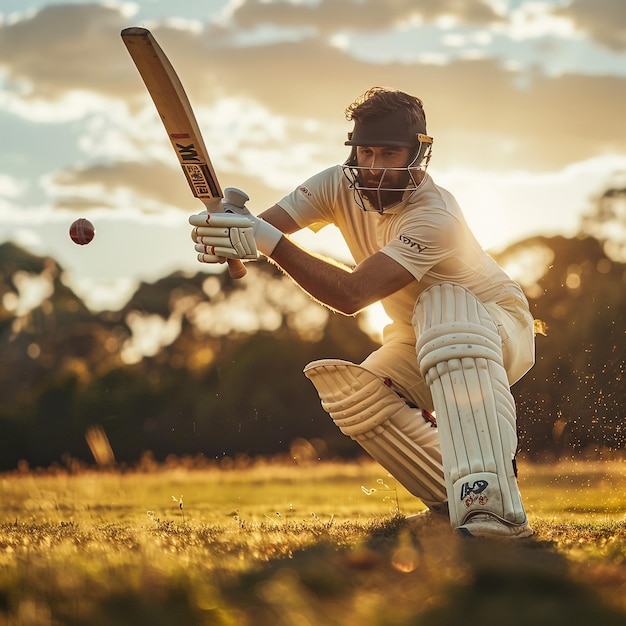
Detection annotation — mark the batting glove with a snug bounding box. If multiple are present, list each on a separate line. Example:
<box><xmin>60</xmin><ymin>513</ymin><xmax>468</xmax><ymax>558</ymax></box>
<box><xmin>189</xmin><ymin>212</ymin><xmax>257</xmax><ymax>262</ymax></box>
<box><xmin>221</xmin><ymin>188</ymin><xmax>283</xmax><ymax>257</ymax></box>
<box><xmin>189</xmin><ymin>213</ymin><xmax>282</xmax><ymax>263</ymax></box>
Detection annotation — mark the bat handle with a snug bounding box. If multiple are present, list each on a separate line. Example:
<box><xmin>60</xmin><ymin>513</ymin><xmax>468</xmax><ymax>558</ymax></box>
<box><xmin>227</xmin><ymin>258</ymin><xmax>247</xmax><ymax>279</ymax></box>
<box><xmin>224</xmin><ymin>187</ymin><xmax>250</xmax><ymax>279</ymax></box>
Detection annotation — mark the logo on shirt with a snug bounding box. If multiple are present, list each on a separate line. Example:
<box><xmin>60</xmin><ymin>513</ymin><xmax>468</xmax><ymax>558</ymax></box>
<box><xmin>299</xmin><ymin>186</ymin><xmax>312</xmax><ymax>197</ymax></box>
<box><xmin>398</xmin><ymin>234</ymin><xmax>427</xmax><ymax>253</ymax></box>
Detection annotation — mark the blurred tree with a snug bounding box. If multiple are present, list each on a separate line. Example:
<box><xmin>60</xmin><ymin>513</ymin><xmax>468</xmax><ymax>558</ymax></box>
<box><xmin>580</xmin><ymin>172</ymin><xmax>626</xmax><ymax>262</ymax></box>
<box><xmin>1</xmin><ymin>236</ymin><xmax>625</xmax><ymax>469</ymax></box>
<box><xmin>497</xmin><ymin>235</ymin><xmax>626</xmax><ymax>459</ymax></box>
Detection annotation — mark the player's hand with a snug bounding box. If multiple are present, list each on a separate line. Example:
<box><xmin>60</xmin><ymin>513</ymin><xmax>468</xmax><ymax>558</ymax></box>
<box><xmin>190</xmin><ymin>213</ymin><xmax>258</xmax><ymax>262</ymax></box>
<box><xmin>221</xmin><ymin>187</ymin><xmax>283</xmax><ymax>257</ymax></box>
<box><xmin>189</xmin><ymin>188</ymin><xmax>283</xmax><ymax>263</ymax></box>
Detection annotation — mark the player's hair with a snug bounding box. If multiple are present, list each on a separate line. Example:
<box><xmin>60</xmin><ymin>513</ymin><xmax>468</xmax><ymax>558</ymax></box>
<box><xmin>345</xmin><ymin>87</ymin><xmax>426</xmax><ymax>129</ymax></box>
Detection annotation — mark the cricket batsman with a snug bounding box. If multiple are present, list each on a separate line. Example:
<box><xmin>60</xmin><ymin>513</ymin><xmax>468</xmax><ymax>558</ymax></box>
<box><xmin>189</xmin><ymin>87</ymin><xmax>536</xmax><ymax>538</ymax></box>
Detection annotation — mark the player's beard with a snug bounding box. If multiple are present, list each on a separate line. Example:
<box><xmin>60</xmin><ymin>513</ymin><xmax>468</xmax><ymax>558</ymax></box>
<box><xmin>358</xmin><ymin>169</ymin><xmax>411</xmax><ymax>212</ymax></box>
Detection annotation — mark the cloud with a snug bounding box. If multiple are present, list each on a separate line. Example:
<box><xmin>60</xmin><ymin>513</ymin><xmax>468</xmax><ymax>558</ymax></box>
<box><xmin>1</xmin><ymin>1</ymin><xmax>625</xmax><ymax>225</ymax></box>
<box><xmin>435</xmin><ymin>154</ymin><xmax>626</xmax><ymax>251</ymax></box>
<box><xmin>0</xmin><ymin>173</ymin><xmax>26</xmax><ymax>199</ymax></box>
<box><xmin>418</xmin><ymin>60</ymin><xmax>626</xmax><ymax>171</ymax></box>
<box><xmin>230</xmin><ymin>0</ymin><xmax>503</xmax><ymax>33</ymax></box>
<box><xmin>47</xmin><ymin>162</ymin><xmax>192</xmax><ymax>212</ymax></box>
<box><xmin>119</xmin><ymin>27</ymin><xmax>626</xmax><ymax>173</ymax></box>
<box><xmin>176</xmin><ymin>36</ymin><xmax>626</xmax><ymax>171</ymax></box>
<box><xmin>0</xmin><ymin>4</ymin><xmax>137</xmax><ymax>101</ymax></box>
<box><xmin>2</xmin><ymin>4</ymin><xmax>624</xmax><ymax>173</ymax></box>
<box><xmin>554</xmin><ymin>0</ymin><xmax>626</xmax><ymax>50</ymax></box>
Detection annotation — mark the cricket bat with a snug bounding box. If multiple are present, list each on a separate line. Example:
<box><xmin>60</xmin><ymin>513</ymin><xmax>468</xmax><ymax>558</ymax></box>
<box><xmin>121</xmin><ymin>27</ymin><xmax>247</xmax><ymax>279</ymax></box>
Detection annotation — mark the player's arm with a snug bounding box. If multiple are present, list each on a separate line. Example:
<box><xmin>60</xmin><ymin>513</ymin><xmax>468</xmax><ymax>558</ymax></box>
<box><xmin>258</xmin><ymin>204</ymin><xmax>414</xmax><ymax>314</ymax></box>
<box><xmin>258</xmin><ymin>204</ymin><xmax>301</xmax><ymax>235</ymax></box>
<box><xmin>190</xmin><ymin>202</ymin><xmax>415</xmax><ymax>314</ymax></box>
<box><xmin>268</xmin><ymin>237</ymin><xmax>414</xmax><ymax>315</ymax></box>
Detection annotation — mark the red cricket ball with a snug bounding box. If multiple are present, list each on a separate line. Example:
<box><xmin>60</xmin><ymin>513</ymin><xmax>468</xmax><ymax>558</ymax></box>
<box><xmin>69</xmin><ymin>218</ymin><xmax>95</xmax><ymax>245</ymax></box>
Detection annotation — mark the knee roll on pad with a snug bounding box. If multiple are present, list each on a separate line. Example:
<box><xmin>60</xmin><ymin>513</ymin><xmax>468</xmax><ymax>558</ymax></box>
<box><xmin>304</xmin><ymin>359</ymin><xmax>447</xmax><ymax>509</ymax></box>
<box><xmin>413</xmin><ymin>284</ymin><xmax>527</xmax><ymax>527</ymax></box>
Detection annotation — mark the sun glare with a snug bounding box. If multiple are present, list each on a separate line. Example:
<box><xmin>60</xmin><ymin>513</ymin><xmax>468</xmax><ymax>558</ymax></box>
<box><xmin>500</xmin><ymin>243</ymin><xmax>554</xmax><ymax>299</ymax></box>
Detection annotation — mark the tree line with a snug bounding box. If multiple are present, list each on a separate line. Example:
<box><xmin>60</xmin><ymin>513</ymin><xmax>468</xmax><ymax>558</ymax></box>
<box><xmin>0</xmin><ymin>227</ymin><xmax>624</xmax><ymax>470</ymax></box>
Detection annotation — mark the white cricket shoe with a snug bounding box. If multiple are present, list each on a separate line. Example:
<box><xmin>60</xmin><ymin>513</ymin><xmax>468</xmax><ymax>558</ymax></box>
<box><xmin>405</xmin><ymin>509</ymin><xmax>448</xmax><ymax>525</ymax></box>
<box><xmin>456</xmin><ymin>512</ymin><xmax>533</xmax><ymax>539</ymax></box>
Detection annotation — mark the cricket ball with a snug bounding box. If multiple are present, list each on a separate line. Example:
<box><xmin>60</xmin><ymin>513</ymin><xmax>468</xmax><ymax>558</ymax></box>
<box><xmin>69</xmin><ymin>218</ymin><xmax>95</xmax><ymax>245</ymax></box>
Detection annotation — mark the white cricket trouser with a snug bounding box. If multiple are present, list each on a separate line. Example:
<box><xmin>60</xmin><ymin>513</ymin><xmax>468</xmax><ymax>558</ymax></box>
<box><xmin>361</xmin><ymin>293</ymin><xmax>535</xmax><ymax>411</ymax></box>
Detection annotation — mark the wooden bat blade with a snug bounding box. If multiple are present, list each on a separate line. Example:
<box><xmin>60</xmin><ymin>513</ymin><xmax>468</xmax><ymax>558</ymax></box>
<box><xmin>121</xmin><ymin>28</ymin><xmax>220</xmax><ymax>201</ymax></box>
<box><xmin>121</xmin><ymin>27</ymin><xmax>246</xmax><ymax>279</ymax></box>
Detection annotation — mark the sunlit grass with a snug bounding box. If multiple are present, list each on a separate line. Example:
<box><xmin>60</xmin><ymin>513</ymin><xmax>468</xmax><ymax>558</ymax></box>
<box><xmin>0</xmin><ymin>459</ymin><xmax>413</xmax><ymax>526</ymax></box>
<box><xmin>520</xmin><ymin>458</ymin><xmax>626</xmax><ymax>522</ymax></box>
<box><xmin>1</xmin><ymin>458</ymin><xmax>625</xmax><ymax>625</ymax></box>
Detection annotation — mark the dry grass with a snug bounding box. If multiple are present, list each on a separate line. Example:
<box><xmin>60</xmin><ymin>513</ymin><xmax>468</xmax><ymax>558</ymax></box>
<box><xmin>1</xmin><ymin>458</ymin><xmax>625</xmax><ymax>625</ymax></box>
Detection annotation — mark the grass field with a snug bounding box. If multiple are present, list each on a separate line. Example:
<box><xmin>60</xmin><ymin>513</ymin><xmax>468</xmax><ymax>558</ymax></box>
<box><xmin>1</xmin><ymin>457</ymin><xmax>626</xmax><ymax>625</ymax></box>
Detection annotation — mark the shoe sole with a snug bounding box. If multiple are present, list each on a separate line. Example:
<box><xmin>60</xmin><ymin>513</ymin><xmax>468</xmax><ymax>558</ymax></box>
<box><xmin>457</xmin><ymin>525</ymin><xmax>534</xmax><ymax>539</ymax></box>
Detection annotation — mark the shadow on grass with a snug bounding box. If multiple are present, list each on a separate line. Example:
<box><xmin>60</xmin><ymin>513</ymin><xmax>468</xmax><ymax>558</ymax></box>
<box><xmin>3</xmin><ymin>517</ymin><xmax>625</xmax><ymax>626</ymax></box>
<box><xmin>419</xmin><ymin>537</ymin><xmax>626</xmax><ymax>626</ymax></box>
<box><xmin>217</xmin><ymin>516</ymin><xmax>626</xmax><ymax>626</ymax></box>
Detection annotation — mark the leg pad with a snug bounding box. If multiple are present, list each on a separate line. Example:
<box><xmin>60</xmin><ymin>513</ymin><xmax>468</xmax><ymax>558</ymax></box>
<box><xmin>413</xmin><ymin>284</ymin><xmax>528</xmax><ymax>526</ymax></box>
<box><xmin>304</xmin><ymin>359</ymin><xmax>447</xmax><ymax>509</ymax></box>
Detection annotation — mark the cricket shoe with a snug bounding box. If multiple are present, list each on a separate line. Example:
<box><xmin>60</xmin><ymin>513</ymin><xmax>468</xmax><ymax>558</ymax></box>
<box><xmin>405</xmin><ymin>505</ymin><xmax>449</xmax><ymax>528</ymax></box>
<box><xmin>456</xmin><ymin>512</ymin><xmax>533</xmax><ymax>539</ymax></box>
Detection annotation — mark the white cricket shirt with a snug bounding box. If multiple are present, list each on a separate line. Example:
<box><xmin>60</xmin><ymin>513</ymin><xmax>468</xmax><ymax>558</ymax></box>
<box><xmin>277</xmin><ymin>165</ymin><xmax>529</xmax><ymax>342</ymax></box>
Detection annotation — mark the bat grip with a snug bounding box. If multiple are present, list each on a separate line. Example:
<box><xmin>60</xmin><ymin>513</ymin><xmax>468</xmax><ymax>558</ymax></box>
<box><xmin>222</xmin><ymin>188</ymin><xmax>249</xmax><ymax>279</ymax></box>
<box><xmin>227</xmin><ymin>258</ymin><xmax>247</xmax><ymax>279</ymax></box>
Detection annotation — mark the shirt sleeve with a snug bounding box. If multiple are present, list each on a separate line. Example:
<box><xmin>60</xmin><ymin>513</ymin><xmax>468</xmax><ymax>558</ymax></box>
<box><xmin>276</xmin><ymin>166</ymin><xmax>341</xmax><ymax>230</ymax></box>
<box><xmin>380</xmin><ymin>209</ymin><xmax>462</xmax><ymax>281</ymax></box>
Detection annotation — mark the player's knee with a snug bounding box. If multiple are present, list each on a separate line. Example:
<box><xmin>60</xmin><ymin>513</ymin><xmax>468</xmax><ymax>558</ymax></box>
<box><xmin>412</xmin><ymin>283</ymin><xmax>504</xmax><ymax>375</ymax></box>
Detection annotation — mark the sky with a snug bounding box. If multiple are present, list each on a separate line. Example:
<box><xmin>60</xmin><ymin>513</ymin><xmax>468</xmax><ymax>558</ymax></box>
<box><xmin>1</xmin><ymin>0</ymin><xmax>626</xmax><ymax>314</ymax></box>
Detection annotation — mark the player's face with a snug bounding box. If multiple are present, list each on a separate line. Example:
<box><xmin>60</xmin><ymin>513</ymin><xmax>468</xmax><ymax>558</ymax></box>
<box><xmin>355</xmin><ymin>146</ymin><xmax>413</xmax><ymax>210</ymax></box>
<box><xmin>356</xmin><ymin>146</ymin><xmax>411</xmax><ymax>170</ymax></box>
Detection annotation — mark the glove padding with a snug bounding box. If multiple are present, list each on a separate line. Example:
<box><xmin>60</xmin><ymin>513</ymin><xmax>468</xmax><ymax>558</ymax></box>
<box><xmin>221</xmin><ymin>193</ymin><xmax>284</xmax><ymax>257</ymax></box>
<box><xmin>189</xmin><ymin>213</ymin><xmax>258</xmax><ymax>262</ymax></box>
<box><xmin>189</xmin><ymin>194</ymin><xmax>283</xmax><ymax>264</ymax></box>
